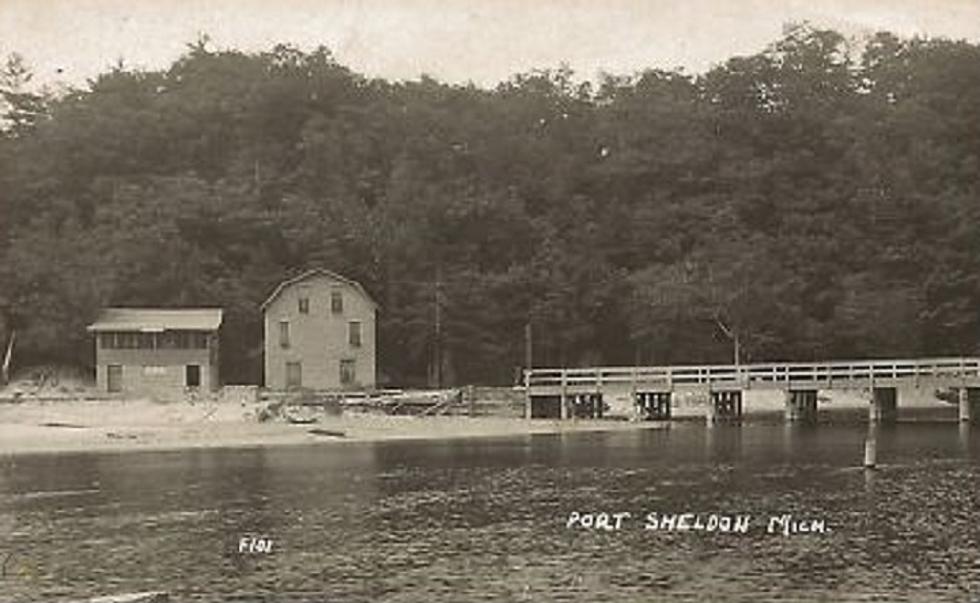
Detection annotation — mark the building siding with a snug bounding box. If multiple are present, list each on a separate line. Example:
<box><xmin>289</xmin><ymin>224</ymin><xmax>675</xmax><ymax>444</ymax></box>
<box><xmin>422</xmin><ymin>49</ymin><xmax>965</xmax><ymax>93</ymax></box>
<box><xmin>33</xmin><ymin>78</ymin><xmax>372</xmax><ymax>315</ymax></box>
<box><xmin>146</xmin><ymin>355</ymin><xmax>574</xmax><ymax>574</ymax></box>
<box><xmin>94</xmin><ymin>336</ymin><xmax>219</xmax><ymax>399</ymax></box>
<box><xmin>264</xmin><ymin>274</ymin><xmax>376</xmax><ymax>390</ymax></box>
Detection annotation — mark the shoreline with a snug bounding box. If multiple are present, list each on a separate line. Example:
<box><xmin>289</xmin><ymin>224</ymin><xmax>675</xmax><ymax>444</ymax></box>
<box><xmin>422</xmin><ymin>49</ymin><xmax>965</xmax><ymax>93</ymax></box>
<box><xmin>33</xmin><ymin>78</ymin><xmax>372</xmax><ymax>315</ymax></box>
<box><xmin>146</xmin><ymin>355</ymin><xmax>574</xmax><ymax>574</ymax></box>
<box><xmin>0</xmin><ymin>397</ymin><xmax>961</xmax><ymax>457</ymax></box>
<box><xmin>0</xmin><ymin>398</ymin><xmax>663</xmax><ymax>456</ymax></box>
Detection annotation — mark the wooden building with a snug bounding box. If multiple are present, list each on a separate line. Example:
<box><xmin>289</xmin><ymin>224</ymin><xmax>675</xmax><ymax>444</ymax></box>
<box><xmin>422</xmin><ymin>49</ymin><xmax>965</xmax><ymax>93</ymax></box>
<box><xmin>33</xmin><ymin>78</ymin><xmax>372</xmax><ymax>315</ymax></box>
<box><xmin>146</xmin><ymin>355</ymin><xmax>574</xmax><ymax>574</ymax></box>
<box><xmin>87</xmin><ymin>308</ymin><xmax>223</xmax><ymax>398</ymax></box>
<box><xmin>262</xmin><ymin>269</ymin><xmax>377</xmax><ymax>391</ymax></box>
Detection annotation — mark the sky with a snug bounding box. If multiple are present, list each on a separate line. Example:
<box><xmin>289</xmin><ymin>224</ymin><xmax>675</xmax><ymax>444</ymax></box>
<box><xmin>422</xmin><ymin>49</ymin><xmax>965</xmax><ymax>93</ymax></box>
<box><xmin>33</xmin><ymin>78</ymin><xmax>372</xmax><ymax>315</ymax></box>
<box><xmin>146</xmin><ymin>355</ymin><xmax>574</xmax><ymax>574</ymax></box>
<box><xmin>3</xmin><ymin>0</ymin><xmax>980</xmax><ymax>89</ymax></box>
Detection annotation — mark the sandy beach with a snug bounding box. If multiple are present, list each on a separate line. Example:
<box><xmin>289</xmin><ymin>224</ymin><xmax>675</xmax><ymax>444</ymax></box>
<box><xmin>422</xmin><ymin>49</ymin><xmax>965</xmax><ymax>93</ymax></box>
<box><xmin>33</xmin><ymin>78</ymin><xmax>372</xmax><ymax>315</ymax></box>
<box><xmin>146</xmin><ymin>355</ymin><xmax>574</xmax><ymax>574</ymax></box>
<box><xmin>0</xmin><ymin>398</ymin><xmax>661</xmax><ymax>456</ymax></box>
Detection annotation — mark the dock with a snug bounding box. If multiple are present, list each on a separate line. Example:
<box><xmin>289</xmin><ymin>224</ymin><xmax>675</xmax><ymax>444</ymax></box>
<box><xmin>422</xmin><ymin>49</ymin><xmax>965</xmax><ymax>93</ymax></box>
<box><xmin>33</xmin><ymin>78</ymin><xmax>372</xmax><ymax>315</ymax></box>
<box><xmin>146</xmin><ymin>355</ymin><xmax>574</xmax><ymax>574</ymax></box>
<box><xmin>524</xmin><ymin>356</ymin><xmax>980</xmax><ymax>423</ymax></box>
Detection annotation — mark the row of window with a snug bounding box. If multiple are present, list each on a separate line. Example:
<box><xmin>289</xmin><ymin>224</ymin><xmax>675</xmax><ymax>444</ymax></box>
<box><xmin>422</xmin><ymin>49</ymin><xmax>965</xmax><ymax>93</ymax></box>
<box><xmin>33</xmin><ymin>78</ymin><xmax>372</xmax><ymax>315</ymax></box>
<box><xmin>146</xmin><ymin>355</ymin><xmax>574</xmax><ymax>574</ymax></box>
<box><xmin>285</xmin><ymin>358</ymin><xmax>357</xmax><ymax>388</ymax></box>
<box><xmin>297</xmin><ymin>291</ymin><xmax>344</xmax><ymax>315</ymax></box>
<box><xmin>279</xmin><ymin>320</ymin><xmax>361</xmax><ymax>348</ymax></box>
<box><xmin>100</xmin><ymin>331</ymin><xmax>209</xmax><ymax>350</ymax></box>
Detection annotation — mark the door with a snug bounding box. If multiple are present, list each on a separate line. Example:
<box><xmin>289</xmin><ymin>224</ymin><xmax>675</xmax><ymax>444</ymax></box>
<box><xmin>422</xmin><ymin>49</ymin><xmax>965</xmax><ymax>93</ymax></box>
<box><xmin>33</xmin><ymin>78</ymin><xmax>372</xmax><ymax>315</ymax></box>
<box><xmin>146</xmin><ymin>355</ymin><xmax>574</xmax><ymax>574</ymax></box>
<box><xmin>185</xmin><ymin>364</ymin><xmax>201</xmax><ymax>388</ymax></box>
<box><xmin>286</xmin><ymin>361</ymin><xmax>302</xmax><ymax>389</ymax></box>
<box><xmin>340</xmin><ymin>359</ymin><xmax>356</xmax><ymax>387</ymax></box>
<box><xmin>107</xmin><ymin>365</ymin><xmax>122</xmax><ymax>393</ymax></box>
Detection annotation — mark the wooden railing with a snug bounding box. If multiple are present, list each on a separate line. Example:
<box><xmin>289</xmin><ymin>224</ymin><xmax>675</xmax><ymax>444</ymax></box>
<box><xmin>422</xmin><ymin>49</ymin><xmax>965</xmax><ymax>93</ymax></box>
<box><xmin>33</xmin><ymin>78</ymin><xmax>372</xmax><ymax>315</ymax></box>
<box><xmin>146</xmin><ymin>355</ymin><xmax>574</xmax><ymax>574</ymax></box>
<box><xmin>525</xmin><ymin>357</ymin><xmax>980</xmax><ymax>390</ymax></box>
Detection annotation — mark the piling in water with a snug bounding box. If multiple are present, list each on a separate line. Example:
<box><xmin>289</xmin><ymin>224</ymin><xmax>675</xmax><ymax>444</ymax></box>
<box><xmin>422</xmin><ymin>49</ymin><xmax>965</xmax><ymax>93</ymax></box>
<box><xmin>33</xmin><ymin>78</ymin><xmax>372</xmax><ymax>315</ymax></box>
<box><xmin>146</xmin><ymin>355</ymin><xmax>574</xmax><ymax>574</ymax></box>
<box><xmin>863</xmin><ymin>437</ymin><xmax>877</xmax><ymax>468</ymax></box>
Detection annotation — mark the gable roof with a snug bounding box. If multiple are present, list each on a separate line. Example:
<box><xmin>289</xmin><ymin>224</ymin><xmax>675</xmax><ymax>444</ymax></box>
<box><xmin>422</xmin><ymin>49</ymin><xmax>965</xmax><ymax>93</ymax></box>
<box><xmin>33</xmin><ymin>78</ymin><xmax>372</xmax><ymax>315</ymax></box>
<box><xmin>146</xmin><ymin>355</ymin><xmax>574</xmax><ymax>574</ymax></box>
<box><xmin>87</xmin><ymin>308</ymin><xmax>224</xmax><ymax>332</ymax></box>
<box><xmin>260</xmin><ymin>268</ymin><xmax>378</xmax><ymax>311</ymax></box>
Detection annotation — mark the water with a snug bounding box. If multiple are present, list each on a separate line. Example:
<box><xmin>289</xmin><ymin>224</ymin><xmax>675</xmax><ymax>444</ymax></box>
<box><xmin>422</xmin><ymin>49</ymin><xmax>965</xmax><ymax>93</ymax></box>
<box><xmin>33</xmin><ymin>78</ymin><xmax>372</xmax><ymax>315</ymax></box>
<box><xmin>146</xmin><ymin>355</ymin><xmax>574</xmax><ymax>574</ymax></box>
<box><xmin>2</xmin><ymin>416</ymin><xmax>980</xmax><ymax>602</ymax></box>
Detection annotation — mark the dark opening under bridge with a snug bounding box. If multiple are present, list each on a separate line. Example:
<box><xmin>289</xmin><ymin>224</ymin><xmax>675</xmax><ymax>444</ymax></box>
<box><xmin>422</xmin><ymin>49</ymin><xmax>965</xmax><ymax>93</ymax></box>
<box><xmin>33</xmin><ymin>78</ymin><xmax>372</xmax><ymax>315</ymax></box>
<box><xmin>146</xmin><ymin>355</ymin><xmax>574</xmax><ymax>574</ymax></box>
<box><xmin>523</xmin><ymin>356</ymin><xmax>980</xmax><ymax>423</ymax></box>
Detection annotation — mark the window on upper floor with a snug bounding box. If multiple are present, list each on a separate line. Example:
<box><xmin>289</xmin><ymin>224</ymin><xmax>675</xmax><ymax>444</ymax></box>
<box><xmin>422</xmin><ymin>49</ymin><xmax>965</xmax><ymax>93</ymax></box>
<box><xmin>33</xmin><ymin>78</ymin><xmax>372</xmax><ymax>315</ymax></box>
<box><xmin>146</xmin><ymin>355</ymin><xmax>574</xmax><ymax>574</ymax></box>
<box><xmin>331</xmin><ymin>290</ymin><xmax>343</xmax><ymax>314</ymax></box>
<box><xmin>298</xmin><ymin>297</ymin><xmax>310</xmax><ymax>314</ymax></box>
<box><xmin>279</xmin><ymin>320</ymin><xmax>290</xmax><ymax>348</ymax></box>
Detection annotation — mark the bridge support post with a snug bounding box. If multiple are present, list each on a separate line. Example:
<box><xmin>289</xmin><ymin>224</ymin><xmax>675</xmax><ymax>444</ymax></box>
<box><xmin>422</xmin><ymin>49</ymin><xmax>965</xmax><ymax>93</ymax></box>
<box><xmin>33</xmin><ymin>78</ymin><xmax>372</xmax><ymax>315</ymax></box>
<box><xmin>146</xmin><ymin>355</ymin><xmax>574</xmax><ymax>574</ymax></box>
<box><xmin>571</xmin><ymin>393</ymin><xmax>603</xmax><ymax>419</ymax></box>
<box><xmin>708</xmin><ymin>390</ymin><xmax>742</xmax><ymax>423</ymax></box>
<box><xmin>960</xmin><ymin>387</ymin><xmax>978</xmax><ymax>423</ymax></box>
<box><xmin>524</xmin><ymin>374</ymin><xmax>532</xmax><ymax>420</ymax></box>
<box><xmin>868</xmin><ymin>387</ymin><xmax>898</xmax><ymax>423</ymax></box>
<box><xmin>636</xmin><ymin>392</ymin><xmax>671</xmax><ymax>420</ymax></box>
<box><xmin>785</xmin><ymin>389</ymin><xmax>818</xmax><ymax>423</ymax></box>
<box><xmin>560</xmin><ymin>373</ymin><xmax>568</xmax><ymax>421</ymax></box>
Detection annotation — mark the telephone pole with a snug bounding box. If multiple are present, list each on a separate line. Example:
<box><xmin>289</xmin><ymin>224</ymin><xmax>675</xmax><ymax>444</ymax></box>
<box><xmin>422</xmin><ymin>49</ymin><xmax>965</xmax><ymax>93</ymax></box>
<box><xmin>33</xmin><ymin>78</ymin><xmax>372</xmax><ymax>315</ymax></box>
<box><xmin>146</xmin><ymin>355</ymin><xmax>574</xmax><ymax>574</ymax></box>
<box><xmin>433</xmin><ymin>266</ymin><xmax>443</xmax><ymax>389</ymax></box>
<box><xmin>524</xmin><ymin>321</ymin><xmax>533</xmax><ymax>378</ymax></box>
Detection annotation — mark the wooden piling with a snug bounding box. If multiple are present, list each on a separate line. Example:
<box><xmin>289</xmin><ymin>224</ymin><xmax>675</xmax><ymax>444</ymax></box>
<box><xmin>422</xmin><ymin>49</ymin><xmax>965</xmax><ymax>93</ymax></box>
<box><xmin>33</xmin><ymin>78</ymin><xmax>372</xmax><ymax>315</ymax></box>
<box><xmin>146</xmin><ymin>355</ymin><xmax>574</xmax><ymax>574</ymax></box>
<box><xmin>785</xmin><ymin>389</ymin><xmax>818</xmax><ymax>423</ymax></box>
<box><xmin>864</xmin><ymin>436</ymin><xmax>877</xmax><ymax>468</ymax></box>
<box><xmin>960</xmin><ymin>387</ymin><xmax>974</xmax><ymax>423</ymax></box>
<box><xmin>868</xmin><ymin>387</ymin><xmax>897</xmax><ymax>423</ymax></box>
<box><xmin>559</xmin><ymin>372</ymin><xmax>568</xmax><ymax>420</ymax></box>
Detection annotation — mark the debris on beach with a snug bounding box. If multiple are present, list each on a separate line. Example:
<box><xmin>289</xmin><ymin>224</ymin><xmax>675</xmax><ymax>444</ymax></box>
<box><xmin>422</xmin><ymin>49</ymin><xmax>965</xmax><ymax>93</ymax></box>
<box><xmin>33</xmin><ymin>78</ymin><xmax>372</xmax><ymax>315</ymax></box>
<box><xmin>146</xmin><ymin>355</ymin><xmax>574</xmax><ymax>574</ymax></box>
<box><xmin>105</xmin><ymin>431</ymin><xmax>139</xmax><ymax>440</ymax></box>
<box><xmin>66</xmin><ymin>591</ymin><xmax>169</xmax><ymax>603</ymax></box>
<box><xmin>308</xmin><ymin>428</ymin><xmax>346</xmax><ymax>438</ymax></box>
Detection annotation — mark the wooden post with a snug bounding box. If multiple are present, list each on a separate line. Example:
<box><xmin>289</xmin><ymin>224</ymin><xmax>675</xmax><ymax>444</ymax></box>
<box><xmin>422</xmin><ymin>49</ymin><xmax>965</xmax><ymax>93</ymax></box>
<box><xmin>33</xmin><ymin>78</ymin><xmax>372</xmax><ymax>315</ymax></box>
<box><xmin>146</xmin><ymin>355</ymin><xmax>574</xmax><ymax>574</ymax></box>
<box><xmin>524</xmin><ymin>322</ymin><xmax>532</xmax><ymax>379</ymax></box>
<box><xmin>524</xmin><ymin>368</ymin><xmax>532</xmax><ymax>420</ymax></box>
<box><xmin>523</xmin><ymin>322</ymin><xmax>532</xmax><ymax>420</ymax></box>
<box><xmin>864</xmin><ymin>435</ymin><xmax>877</xmax><ymax>468</ymax></box>
<box><xmin>960</xmin><ymin>387</ymin><xmax>974</xmax><ymax>423</ymax></box>
<box><xmin>630</xmin><ymin>365</ymin><xmax>639</xmax><ymax>421</ymax></box>
<box><xmin>560</xmin><ymin>370</ymin><xmax>568</xmax><ymax>420</ymax></box>
<box><xmin>785</xmin><ymin>390</ymin><xmax>817</xmax><ymax>423</ymax></box>
<box><xmin>868</xmin><ymin>387</ymin><xmax>897</xmax><ymax>423</ymax></box>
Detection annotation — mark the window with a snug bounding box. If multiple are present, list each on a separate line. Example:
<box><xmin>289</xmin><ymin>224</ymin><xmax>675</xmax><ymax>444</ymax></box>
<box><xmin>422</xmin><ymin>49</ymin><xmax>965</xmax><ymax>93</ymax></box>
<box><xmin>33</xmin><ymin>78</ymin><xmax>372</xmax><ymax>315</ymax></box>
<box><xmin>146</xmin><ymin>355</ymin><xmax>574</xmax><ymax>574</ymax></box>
<box><xmin>348</xmin><ymin>321</ymin><xmax>362</xmax><ymax>348</ymax></box>
<box><xmin>155</xmin><ymin>331</ymin><xmax>207</xmax><ymax>349</ymax></box>
<box><xmin>298</xmin><ymin>297</ymin><xmax>310</xmax><ymax>314</ymax></box>
<box><xmin>331</xmin><ymin>290</ymin><xmax>343</xmax><ymax>314</ymax></box>
<box><xmin>115</xmin><ymin>333</ymin><xmax>138</xmax><ymax>349</ymax></box>
<box><xmin>158</xmin><ymin>332</ymin><xmax>176</xmax><ymax>349</ymax></box>
<box><xmin>340</xmin><ymin>359</ymin><xmax>356</xmax><ymax>386</ymax></box>
<box><xmin>191</xmin><ymin>332</ymin><xmax>208</xmax><ymax>349</ymax></box>
<box><xmin>279</xmin><ymin>321</ymin><xmax>290</xmax><ymax>348</ymax></box>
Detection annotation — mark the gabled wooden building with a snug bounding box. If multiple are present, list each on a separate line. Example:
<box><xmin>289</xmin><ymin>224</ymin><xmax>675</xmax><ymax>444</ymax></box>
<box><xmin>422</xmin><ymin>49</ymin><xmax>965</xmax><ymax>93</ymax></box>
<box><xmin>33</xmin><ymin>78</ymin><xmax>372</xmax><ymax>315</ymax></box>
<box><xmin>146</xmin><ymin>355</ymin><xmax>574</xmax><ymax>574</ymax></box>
<box><xmin>262</xmin><ymin>269</ymin><xmax>377</xmax><ymax>391</ymax></box>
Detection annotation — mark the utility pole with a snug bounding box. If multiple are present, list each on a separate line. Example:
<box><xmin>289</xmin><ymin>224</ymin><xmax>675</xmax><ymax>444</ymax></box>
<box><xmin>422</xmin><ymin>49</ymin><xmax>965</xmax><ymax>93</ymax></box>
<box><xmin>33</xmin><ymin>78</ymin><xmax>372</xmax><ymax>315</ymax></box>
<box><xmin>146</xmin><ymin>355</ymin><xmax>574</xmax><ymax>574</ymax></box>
<box><xmin>524</xmin><ymin>321</ymin><xmax>533</xmax><ymax>378</ymax></box>
<box><xmin>714</xmin><ymin>316</ymin><xmax>741</xmax><ymax>379</ymax></box>
<box><xmin>433</xmin><ymin>267</ymin><xmax>442</xmax><ymax>389</ymax></box>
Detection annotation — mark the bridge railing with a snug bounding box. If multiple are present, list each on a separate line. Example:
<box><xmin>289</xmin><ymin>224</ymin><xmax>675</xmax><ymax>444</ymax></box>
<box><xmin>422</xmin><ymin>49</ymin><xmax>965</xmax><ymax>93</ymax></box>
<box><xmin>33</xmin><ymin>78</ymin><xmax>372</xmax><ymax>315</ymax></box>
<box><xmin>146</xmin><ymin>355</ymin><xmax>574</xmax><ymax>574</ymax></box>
<box><xmin>525</xmin><ymin>357</ymin><xmax>980</xmax><ymax>390</ymax></box>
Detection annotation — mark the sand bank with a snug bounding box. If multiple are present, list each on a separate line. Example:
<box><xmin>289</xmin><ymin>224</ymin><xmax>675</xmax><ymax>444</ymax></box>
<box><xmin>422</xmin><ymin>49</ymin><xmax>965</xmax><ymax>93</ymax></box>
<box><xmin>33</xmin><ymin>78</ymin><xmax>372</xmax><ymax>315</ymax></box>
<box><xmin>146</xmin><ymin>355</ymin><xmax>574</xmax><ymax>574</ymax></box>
<box><xmin>0</xmin><ymin>398</ymin><xmax>661</xmax><ymax>456</ymax></box>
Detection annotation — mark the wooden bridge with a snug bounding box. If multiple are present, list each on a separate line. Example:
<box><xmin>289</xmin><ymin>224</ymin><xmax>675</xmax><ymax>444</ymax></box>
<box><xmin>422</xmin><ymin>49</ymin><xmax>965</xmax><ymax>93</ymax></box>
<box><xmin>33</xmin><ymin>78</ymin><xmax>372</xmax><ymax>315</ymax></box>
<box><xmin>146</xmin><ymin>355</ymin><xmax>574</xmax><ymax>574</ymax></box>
<box><xmin>523</xmin><ymin>356</ymin><xmax>980</xmax><ymax>423</ymax></box>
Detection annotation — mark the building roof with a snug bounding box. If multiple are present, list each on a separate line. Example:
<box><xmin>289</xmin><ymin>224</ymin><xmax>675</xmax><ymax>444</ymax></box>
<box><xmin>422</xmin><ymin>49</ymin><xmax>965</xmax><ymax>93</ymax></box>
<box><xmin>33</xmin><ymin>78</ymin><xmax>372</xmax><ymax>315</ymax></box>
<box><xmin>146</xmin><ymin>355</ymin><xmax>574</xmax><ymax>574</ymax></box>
<box><xmin>86</xmin><ymin>308</ymin><xmax>224</xmax><ymax>332</ymax></box>
<box><xmin>260</xmin><ymin>268</ymin><xmax>378</xmax><ymax>311</ymax></box>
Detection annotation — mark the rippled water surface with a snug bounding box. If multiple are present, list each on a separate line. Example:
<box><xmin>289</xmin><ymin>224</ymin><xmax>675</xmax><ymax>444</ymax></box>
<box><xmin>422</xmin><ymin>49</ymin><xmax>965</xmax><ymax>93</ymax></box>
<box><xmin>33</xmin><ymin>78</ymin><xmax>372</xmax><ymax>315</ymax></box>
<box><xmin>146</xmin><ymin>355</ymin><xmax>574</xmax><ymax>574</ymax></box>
<box><xmin>2</xmin><ymin>417</ymin><xmax>980</xmax><ymax>602</ymax></box>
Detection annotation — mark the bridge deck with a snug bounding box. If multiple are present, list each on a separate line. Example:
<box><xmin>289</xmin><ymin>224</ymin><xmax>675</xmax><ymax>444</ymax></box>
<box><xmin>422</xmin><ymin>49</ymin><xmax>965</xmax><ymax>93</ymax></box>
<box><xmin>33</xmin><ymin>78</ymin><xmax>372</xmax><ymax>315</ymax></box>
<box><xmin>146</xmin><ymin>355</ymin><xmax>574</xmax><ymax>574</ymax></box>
<box><xmin>525</xmin><ymin>357</ymin><xmax>980</xmax><ymax>394</ymax></box>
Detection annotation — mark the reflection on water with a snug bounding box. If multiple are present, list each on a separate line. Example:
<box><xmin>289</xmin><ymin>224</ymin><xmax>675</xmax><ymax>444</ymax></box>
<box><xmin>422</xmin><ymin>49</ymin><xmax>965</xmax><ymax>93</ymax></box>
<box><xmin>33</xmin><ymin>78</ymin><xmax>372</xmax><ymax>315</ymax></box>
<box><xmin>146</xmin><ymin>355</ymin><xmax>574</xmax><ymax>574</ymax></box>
<box><xmin>1</xmin><ymin>419</ymin><xmax>979</xmax><ymax>602</ymax></box>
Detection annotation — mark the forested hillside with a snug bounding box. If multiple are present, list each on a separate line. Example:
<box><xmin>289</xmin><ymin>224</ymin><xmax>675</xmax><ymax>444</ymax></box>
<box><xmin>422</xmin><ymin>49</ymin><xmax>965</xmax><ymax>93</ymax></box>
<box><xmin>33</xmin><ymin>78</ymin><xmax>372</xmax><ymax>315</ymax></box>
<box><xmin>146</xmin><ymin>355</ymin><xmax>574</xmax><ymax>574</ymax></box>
<box><xmin>2</xmin><ymin>25</ymin><xmax>979</xmax><ymax>386</ymax></box>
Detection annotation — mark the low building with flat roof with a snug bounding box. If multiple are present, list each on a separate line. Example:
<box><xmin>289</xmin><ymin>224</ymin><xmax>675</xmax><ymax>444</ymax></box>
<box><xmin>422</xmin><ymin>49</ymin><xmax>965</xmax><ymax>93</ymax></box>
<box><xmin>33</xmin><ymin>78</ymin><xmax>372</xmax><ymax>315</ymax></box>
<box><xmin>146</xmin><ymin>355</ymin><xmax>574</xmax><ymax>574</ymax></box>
<box><xmin>87</xmin><ymin>308</ymin><xmax>222</xmax><ymax>398</ymax></box>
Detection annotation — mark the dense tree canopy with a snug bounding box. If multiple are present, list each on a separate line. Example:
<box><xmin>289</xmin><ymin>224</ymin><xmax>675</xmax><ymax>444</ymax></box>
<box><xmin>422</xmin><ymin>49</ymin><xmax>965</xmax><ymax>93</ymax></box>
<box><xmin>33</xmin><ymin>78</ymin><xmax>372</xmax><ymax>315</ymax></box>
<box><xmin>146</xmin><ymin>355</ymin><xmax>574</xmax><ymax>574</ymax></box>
<box><xmin>2</xmin><ymin>25</ymin><xmax>980</xmax><ymax>386</ymax></box>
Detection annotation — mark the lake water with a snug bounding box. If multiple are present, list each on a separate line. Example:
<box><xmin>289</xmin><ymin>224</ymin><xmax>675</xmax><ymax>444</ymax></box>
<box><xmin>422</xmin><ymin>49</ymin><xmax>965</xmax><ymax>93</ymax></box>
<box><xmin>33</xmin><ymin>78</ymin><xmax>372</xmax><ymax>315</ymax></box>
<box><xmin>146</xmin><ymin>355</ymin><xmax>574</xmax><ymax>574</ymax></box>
<box><xmin>2</xmin><ymin>412</ymin><xmax>980</xmax><ymax>602</ymax></box>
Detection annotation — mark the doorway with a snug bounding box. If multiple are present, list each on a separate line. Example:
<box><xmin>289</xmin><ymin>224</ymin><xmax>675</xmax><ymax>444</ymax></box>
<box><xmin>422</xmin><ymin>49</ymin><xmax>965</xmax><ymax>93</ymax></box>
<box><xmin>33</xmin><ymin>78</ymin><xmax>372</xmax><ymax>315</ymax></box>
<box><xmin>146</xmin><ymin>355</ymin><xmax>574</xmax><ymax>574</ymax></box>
<box><xmin>107</xmin><ymin>365</ymin><xmax>122</xmax><ymax>393</ymax></box>
<box><xmin>286</xmin><ymin>361</ymin><xmax>302</xmax><ymax>389</ymax></box>
<box><xmin>185</xmin><ymin>364</ymin><xmax>201</xmax><ymax>388</ymax></box>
